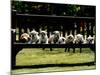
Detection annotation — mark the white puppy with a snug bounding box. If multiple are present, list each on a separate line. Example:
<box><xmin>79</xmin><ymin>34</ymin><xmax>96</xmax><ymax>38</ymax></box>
<box><xmin>59</xmin><ymin>36</ymin><xmax>66</xmax><ymax>44</ymax></box>
<box><xmin>39</xmin><ymin>31</ymin><xmax>48</xmax><ymax>44</ymax></box>
<box><xmin>49</xmin><ymin>31</ymin><xmax>60</xmax><ymax>44</ymax></box>
<box><xmin>30</xmin><ymin>29</ymin><xmax>39</xmax><ymax>44</ymax></box>
<box><xmin>74</xmin><ymin>34</ymin><xmax>84</xmax><ymax>44</ymax></box>
<box><xmin>86</xmin><ymin>35</ymin><xmax>95</xmax><ymax>44</ymax></box>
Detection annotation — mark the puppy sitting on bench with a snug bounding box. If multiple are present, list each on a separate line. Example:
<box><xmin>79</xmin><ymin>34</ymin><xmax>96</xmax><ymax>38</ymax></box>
<box><xmin>39</xmin><ymin>30</ymin><xmax>48</xmax><ymax>50</ymax></box>
<box><xmin>49</xmin><ymin>31</ymin><xmax>60</xmax><ymax>44</ymax></box>
<box><xmin>20</xmin><ymin>33</ymin><xmax>32</xmax><ymax>43</ymax></box>
<box><xmin>39</xmin><ymin>31</ymin><xmax>48</xmax><ymax>44</ymax></box>
<box><xmin>30</xmin><ymin>29</ymin><xmax>40</xmax><ymax>44</ymax></box>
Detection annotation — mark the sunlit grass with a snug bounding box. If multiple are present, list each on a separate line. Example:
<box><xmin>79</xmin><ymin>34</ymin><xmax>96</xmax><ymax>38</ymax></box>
<box><xmin>16</xmin><ymin>48</ymin><xmax>95</xmax><ymax>66</ymax></box>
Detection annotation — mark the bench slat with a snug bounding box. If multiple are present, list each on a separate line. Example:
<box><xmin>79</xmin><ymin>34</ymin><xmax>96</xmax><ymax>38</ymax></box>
<box><xmin>13</xmin><ymin>43</ymin><xmax>95</xmax><ymax>48</ymax></box>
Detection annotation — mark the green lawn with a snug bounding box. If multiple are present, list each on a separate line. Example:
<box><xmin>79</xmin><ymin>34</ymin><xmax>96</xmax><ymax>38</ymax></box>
<box><xmin>12</xmin><ymin>48</ymin><xmax>95</xmax><ymax>74</ymax></box>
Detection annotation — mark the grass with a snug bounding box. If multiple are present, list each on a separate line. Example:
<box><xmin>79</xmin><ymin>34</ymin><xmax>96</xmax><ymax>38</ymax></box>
<box><xmin>12</xmin><ymin>48</ymin><xmax>95</xmax><ymax>74</ymax></box>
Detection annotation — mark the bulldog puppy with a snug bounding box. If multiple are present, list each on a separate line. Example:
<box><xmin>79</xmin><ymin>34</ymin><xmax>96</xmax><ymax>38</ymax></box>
<box><xmin>65</xmin><ymin>34</ymin><xmax>75</xmax><ymax>52</ymax></box>
<box><xmin>66</xmin><ymin>34</ymin><xmax>74</xmax><ymax>44</ymax></box>
<box><xmin>86</xmin><ymin>35</ymin><xmax>95</xmax><ymax>52</ymax></box>
<box><xmin>49</xmin><ymin>31</ymin><xmax>60</xmax><ymax>44</ymax></box>
<box><xmin>30</xmin><ymin>29</ymin><xmax>39</xmax><ymax>44</ymax></box>
<box><xmin>59</xmin><ymin>36</ymin><xmax>66</xmax><ymax>44</ymax></box>
<box><xmin>20</xmin><ymin>33</ymin><xmax>32</xmax><ymax>43</ymax></box>
<box><xmin>74</xmin><ymin>34</ymin><xmax>84</xmax><ymax>44</ymax></box>
<box><xmin>73</xmin><ymin>34</ymin><xmax>84</xmax><ymax>53</ymax></box>
<box><xmin>86</xmin><ymin>35</ymin><xmax>95</xmax><ymax>44</ymax></box>
<box><xmin>39</xmin><ymin>31</ymin><xmax>48</xmax><ymax>44</ymax></box>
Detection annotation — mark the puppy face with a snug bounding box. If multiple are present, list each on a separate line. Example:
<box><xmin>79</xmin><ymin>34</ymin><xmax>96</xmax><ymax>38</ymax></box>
<box><xmin>20</xmin><ymin>33</ymin><xmax>30</xmax><ymax>43</ymax></box>
<box><xmin>30</xmin><ymin>30</ymin><xmax>38</xmax><ymax>38</ymax></box>
<box><xmin>59</xmin><ymin>37</ymin><xmax>66</xmax><ymax>44</ymax></box>
<box><xmin>86</xmin><ymin>36</ymin><xmax>94</xmax><ymax>44</ymax></box>
<box><xmin>66</xmin><ymin>35</ymin><xmax>74</xmax><ymax>44</ymax></box>
<box><xmin>53</xmin><ymin>31</ymin><xmax>60</xmax><ymax>38</ymax></box>
<box><xmin>40</xmin><ymin>31</ymin><xmax>47</xmax><ymax>38</ymax></box>
<box><xmin>74</xmin><ymin>34</ymin><xmax>84</xmax><ymax>44</ymax></box>
<box><xmin>68</xmin><ymin>35</ymin><xmax>74</xmax><ymax>40</ymax></box>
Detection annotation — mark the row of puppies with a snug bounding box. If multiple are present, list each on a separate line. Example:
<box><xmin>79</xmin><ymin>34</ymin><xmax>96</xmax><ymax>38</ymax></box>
<box><xmin>20</xmin><ymin>30</ymin><xmax>66</xmax><ymax>44</ymax></box>
<box><xmin>20</xmin><ymin>29</ymin><xmax>95</xmax><ymax>45</ymax></box>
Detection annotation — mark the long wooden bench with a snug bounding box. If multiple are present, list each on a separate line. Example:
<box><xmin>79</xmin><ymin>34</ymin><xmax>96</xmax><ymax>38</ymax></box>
<box><xmin>11</xmin><ymin>31</ymin><xmax>95</xmax><ymax>68</ymax></box>
<box><xmin>11</xmin><ymin>11</ymin><xmax>96</xmax><ymax>69</ymax></box>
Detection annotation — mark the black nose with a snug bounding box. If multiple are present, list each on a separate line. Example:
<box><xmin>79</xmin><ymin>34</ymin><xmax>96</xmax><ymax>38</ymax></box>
<box><xmin>21</xmin><ymin>38</ymin><xmax>27</xmax><ymax>43</ymax></box>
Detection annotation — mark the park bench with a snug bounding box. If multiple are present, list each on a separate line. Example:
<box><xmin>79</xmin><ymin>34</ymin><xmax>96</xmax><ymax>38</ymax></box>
<box><xmin>11</xmin><ymin>10</ymin><xmax>95</xmax><ymax>69</ymax></box>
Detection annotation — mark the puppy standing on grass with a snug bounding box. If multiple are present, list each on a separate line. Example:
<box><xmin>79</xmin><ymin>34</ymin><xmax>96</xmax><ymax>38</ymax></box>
<box><xmin>30</xmin><ymin>29</ymin><xmax>40</xmax><ymax>44</ymax></box>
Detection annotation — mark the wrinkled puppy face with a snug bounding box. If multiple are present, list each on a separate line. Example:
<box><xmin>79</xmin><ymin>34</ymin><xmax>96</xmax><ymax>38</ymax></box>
<box><xmin>86</xmin><ymin>36</ymin><xmax>94</xmax><ymax>44</ymax></box>
<box><xmin>75</xmin><ymin>34</ymin><xmax>84</xmax><ymax>44</ymax></box>
<box><xmin>40</xmin><ymin>31</ymin><xmax>47</xmax><ymax>38</ymax></box>
<box><xmin>68</xmin><ymin>35</ymin><xmax>74</xmax><ymax>40</ymax></box>
<box><xmin>20</xmin><ymin>33</ymin><xmax>30</xmax><ymax>43</ymax></box>
<box><xmin>53</xmin><ymin>31</ymin><xmax>60</xmax><ymax>38</ymax></box>
<box><xmin>30</xmin><ymin>30</ymin><xmax>38</xmax><ymax>38</ymax></box>
<box><xmin>66</xmin><ymin>35</ymin><xmax>74</xmax><ymax>44</ymax></box>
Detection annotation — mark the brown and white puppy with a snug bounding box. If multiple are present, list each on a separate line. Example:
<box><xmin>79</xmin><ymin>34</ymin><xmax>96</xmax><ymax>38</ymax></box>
<box><xmin>66</xmin><ymin>34</ymin><xmax>74</xmax><ymax>44</ymax></box>
<box><xmin>59</xmin><ymin>36</ymin><xmax>66</xmax><ymax>44</ymax></box>
<box><xmin>65</xmin><ymin>34</ymin><xmax>75</xmax><ymax>52</ymax></box>
<box><xmin>74</xmin><ymin>34</ymin><xmax>84</xmax><ymax>44</ymax></box>
<box><xmin>49</xmin><ymin>31</ymin><xmax>60</xmax><ymax>44</ymax></box>
<box><xmin>39</xmin><ymin>31</ymin><xmax>48</xmax><ymax>44</ymax></box>
<box><xmin>20</xmin><ymin>33</ymin><xmax>31</xmax><ymax>43</ymax></box>
<box><xmin>30</xmin><ymin>29</ymin><xmax>40</xmax><ymax>44</ymax></box>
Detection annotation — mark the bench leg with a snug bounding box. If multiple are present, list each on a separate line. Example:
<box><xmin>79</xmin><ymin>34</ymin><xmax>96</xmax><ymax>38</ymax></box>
<box><xmin>80</xmin><ymin>48</ymin><xmax>82</xmax><ymax>53</ymax></box>
<box><xmin>65</xmin><ymin>48</ymin><xmax>67</xmax><ymax>52</ymax></box>
<box><xmin>68</xmin><ymin>48</ymin><xmax>70</xmax><ymax>52</ymax></box>
<box><xmin>11</xmin><ymin>54</ymin><xmax>16</xmax><ymax>69</ymax></box>
<box><xmin>11</xmin><ymin>46</ymin><xmax>23</xmax><ymax>69</ymax></box>
<box><xmin>73</xmin><ymin>48</ymin><xmax>75</xmax><ymax>53</ymax></box>
<box><xmin>50</xmin><ymin>48</ymin><xmax>52</xmax><ymax>51</ymax></box>
<box><xmin>42</xmin><ymin>48</ymin><xmax>45</xmax><ymax>50</ymax></box>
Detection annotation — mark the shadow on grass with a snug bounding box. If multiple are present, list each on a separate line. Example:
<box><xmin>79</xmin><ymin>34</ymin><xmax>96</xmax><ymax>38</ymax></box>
<box><xmin>12</xmin><ymin>61</ymin><xmax>95</xmax><ymax>70</ymax></box>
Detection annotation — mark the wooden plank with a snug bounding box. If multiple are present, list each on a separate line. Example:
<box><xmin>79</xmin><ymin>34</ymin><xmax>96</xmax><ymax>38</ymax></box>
<box><xmin>13</xmin><ymin>43</ymin><xmax>95</xmax><ymax>48</ymax></box>
<box><xmin>16</xmin><ymin>14</ymin><xmax>95</xmax><ymax>20</ymax></box>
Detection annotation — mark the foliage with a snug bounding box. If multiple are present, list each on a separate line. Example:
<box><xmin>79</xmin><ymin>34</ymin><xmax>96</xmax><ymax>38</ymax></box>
<box><xmin>11</xmin><ymin>1</ymin><xmax>95</xmax><ymax>17</ymax></box>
